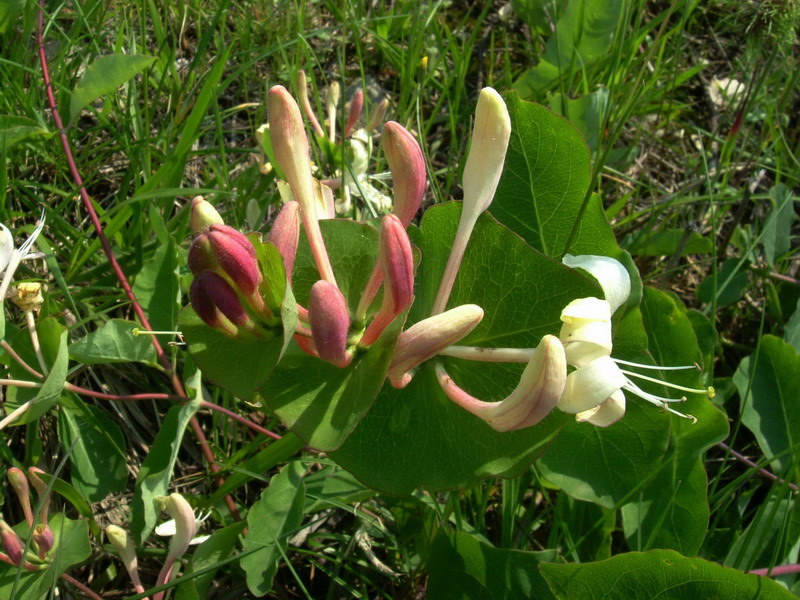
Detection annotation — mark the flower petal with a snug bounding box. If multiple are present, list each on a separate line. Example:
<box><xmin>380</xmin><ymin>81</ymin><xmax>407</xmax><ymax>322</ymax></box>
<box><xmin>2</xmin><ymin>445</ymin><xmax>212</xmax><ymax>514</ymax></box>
<box><xmin>576</xmin><ymin>389</ymin><xmax>626</xmax><ymax>427</ymax></box>
<box><xmin>557</xmin><ymin>355</ymin><xmax>627</xmax><ymax>414</ymax></box>
<box><xmin>563</xmin><ymin>254</ymin><xmax>631</xmax><ymax>315</ymax></box>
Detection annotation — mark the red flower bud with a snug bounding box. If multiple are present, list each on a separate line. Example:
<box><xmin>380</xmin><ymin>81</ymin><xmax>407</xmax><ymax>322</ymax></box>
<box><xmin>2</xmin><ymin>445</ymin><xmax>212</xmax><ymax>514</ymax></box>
<box><xmin>309</xmin><ymin>281</ymin><xmax>352</xmax><ymax>368</ymax></box>
<box><xmin>383</xmin><ymin>122</ymin><xmax>426</xmax><ymax>227</ymax></box>
<box><xmin>7</xmin><ymin>468</ymin><xmax>33</xmax><ymax>527</ymax></box>
<box><xmin>33</xmin><ymin>523</ymin><xmax>54</xmax><ymax>560</ymax></box>
<box><xmin>379</xmin><ymin>214</ymin><xmax>414</xmax><ymax>315</ymax></box>
<box><xmin>207</xmin><ymin>224</ymin><xmax>260</xmax><ymax>296</ymax></box>
<box><xmin>190</xmin><ymin>271</ymin><xmax>267</xmax><ymax>338</ymax></box>
<box><xmin>0</xmin><ymin>521</ymin><xmax>23</xmax><ymax>566</ymax></box>
<box><xmin>268</xmin><ymin>201</ymin><xmax>300</xmax><ymax>282</ymax></box>
<box><xmin>344</xmin><ymin>89</ymin><xmax>364</xmax><ymax>138</ymax></box>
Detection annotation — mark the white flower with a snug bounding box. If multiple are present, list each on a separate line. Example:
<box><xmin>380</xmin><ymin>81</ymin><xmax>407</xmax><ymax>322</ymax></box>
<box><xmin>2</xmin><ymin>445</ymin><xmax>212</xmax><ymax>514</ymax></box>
<box><xmin>557</xmin><ymin>255</ymin><xmax>705</xmax><ymax>427</ymax></box>
<box><xmin>155</xmin><ymin>507</ymin><xmax>211</xmax><ymax>546</ymax></box>
<box><xmin>0</xmin><ymin>212</ymin><xmax>46</xmax><ymax>303</ymax></box>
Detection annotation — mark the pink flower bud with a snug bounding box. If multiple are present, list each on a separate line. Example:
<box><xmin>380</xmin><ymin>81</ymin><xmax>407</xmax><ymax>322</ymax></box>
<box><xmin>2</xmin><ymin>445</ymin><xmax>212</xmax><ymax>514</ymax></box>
<box><xmin>1</xmin><ymin>520</ymin><xmax>23</xmax><ymax>566</ymax></box>
<box><xmin>344</xmin><ymin>89</ymin><xmax>364</xmax><ymax>138</ymax></box>
<box><xmin>33</xmin><ymin>523</ymin><xmax>54</xmax><ymax>559</ymax></box>
<box><xmin>7</xmin><ymin>468</ymin><xmax>33</xmax><ymax>527</ymax></box>
<box><xmin>309</xmin><ymin>281</ymin><xmax>352</xmax><ymax>368</ymax></box>
<box><xmin>206</xmin><ymin>225</ymin><xmax>260</xmax><ymax>296</ymax></box>
<box><xmin>190</xmin><ymin>271</ymin><xmax>267</xmax><ymax>338</ymax></box>
<box><xmin>190</xmin><ymin>196</ymin><xmax>224</xmax><ymax>235</ymax></box>
<box><xmin>164</xmin><ymin>493</ymin><xmax>197</xmax><ymax>563</ymax></box>
<box><xmin>383</xmin><ymin>122</ymin><xmax>426</xmax><ymax>227</ymax></box>
<box><xmin>27</xmin><ymin>467</ymin><xmax>51</xmax><ymax>524</ymax></box>
<box><xmin>268</xmin><ymin>201</ymin><xmax>300</xmax><ymax>282</ymax></box>
<box><xmin>367</xmin><ymin>98</ymin><xmax>389</xmax><ymax>133</ymax></box>
<box><xmin>388</xmin><ymin>304</ymin><xmax>484</xmax><ymax>388</ymax></box>
<box><xmin>360</xmin><ymin>215</ymin><xmax>415</xmax><ymax>347</ymax></box>
<box><xmin>296</xmin><ymin>70</ymin><xmax>324</xmax><ymax>137</ymax></box>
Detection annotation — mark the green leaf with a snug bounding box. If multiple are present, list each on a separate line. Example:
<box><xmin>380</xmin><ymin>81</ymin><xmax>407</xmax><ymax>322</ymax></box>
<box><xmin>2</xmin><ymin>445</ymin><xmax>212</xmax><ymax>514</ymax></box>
<box><xmin>330</xmin><ymin>203</ymin><xmax>600</xmax><ymax>494</ymax></box>
<box><xmin>132</xmin><ymin>238</ymin><xmax>181</xmax><ymax>335</ymax></box>
<box><xmin>0</xmin><ymin>115</ymin><xmax>49</xmax><ymax>150</ymax></box>
<box><xmin>304</xmin><ymin>465</ymin><xmax>374</xmax><ymax>513</ymax></box>
<box><xmin>428</xmin><ymin>532</ymin><xmax>557</xmax><ymax>600</ymax></box>
<box><xmin>69</xmin><ymin>318</ymin><xmax>158</xmax><ymax>366</ymax></box>
<box><xmin>620</xmin><ymin>289</ymin><xmax>728</xmax><ymax>555</ymax></box>
<box><xmin>548</xmin><ymin>87</ymin><xmax>609</xmax><ymax>152</ymax></box>
<box><xmin>724</xmin><ymin>495</ymin><xmax>800</xmax><ymax>571</ymax></box>
<box><xmin>490</xmin><ymin>93</ymin><xmax>620</xmax><ymax>259</ymax></box>
<box><xmin>539</xmin><ymin>549</ymin><xmax>795</xmax><ymax>600</ymax></box>
<box><xmin>736</xmin><ymin>335</ymin><xmax>800</xmax><ymax>477</ymax></box>
<box><xmin>763</xmin><ymin>184</ymin><xmax>794</xmax><ymax>266</ymax></box>
<box><xmin>4</xmin><ymin>318</ymin><xmax>69</xmax><ymax>425</ymax></box>
<box><xmin>130</xmin><ymin>398</ymin><xmax>201</xmax><ymax>544</ymax></box>
<box><xmin>0</xmin><ymin>0</ymin><xmax>26</xmax><ymax>34</ymax></box>
<box><xmin>68</xmin><ymin>54</ymin><xmax>156</xmax><ymax>124</ymax></box>
<box><xmin>697</xmin><ymin>258</ymin><xmax>750</xmax><ymax>307</ymax></box>
<box><xmin>57</xmin><ymin>395</ymin><xmax>128</xmax><ymax>502</ymax></box>
<box><xmin>241</xmin><ymin>462</ymin><xmax>306</xmax><ymax>596</ymax></box>
<box><xmin>786</xmin><ymin>299</ymin><xmax>800</xmax><ymax>353</ymax></box>
<box><xmin>514</xmin><ymin>0</ymin><xmax>623</xmax><ymax>97</ymax></box>
<box><xmin>624</xmin><ymin>228</ymin><xmax>713</xmax><ymax>257</ymax></box>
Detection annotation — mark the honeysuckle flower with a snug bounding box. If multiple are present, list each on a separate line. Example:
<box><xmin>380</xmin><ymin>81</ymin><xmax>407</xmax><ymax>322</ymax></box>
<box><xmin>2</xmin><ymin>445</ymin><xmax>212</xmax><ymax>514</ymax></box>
<box><xmin>436</xmin><ymin>335</ymin><xmax>567</xmax><ymax>432</ymax></box>
<box><xmin>268</xmin><ymin>200</ymin><xmax>300</xmax><ymax>282</ymax></box>
<box><xmin>268</xmin><ymin>85</ymin><xmax>337</xmax><ymax>285</ymax></box>
<box><xmin>431</xmin><ymin>88</ymin><xmax>511</xmax><ymax>315</ymax></box>
<box><xmin>106</xmin><ymin>525</ymin><xmax>145</xmax><ymax>594</ymax></box>
<box><xmin>388</xmin><ymin>304</ymin><xmax>484</xmax><ymax>388</ymax></box>
<box><xmin>190</xmin><ymin>271</ymin><xmax>270</xmax><ymax>339</ymax></box>
<box><xmin>155</xmin><ymin>509</ymin><xmax>211</xmax><ymax>545</ymax></box>
<box><xmin>154</xmin><ymin>493</ymin><xmax>198</xmax><ymax>593</ymax></box>
<box><xmin>360</xmin><ymin>214</ymin><xmax>415</xmax><ymax>347</ymax></box>
<box><xmin>1</xmin><ymin>519</ymin><xmax>24</xmax><ymax>566</ymax></box>
<box><xmin>0</xmin><ymin>212</ymin><xmax>46</xmax><ymax>304</ymax></box>
<box><xmin>344</xmin><ymin>88</ymin><xmax>364</xmax><ymax>138</ymax></box>
<box><xmin>13</xmin><ymin>282</ymin><xmax>43</xmax><ymax>312</ymax></box>
<box><xmin>309</xmin><ymin>280</ymin><xmax>353</xmax><ymax>368</ymax></box>
<box><xmin>558</xmin><ymin>254</ymin><xmax>706</xmax><ymax>427</ymax></box>
<box><xmin>32</xmin><ymin>523</ymin><xmax>54</xmax><ymax>559</ymax></box>
<box><xmin>190</xmin><ymin>196</ymin><xmax>224</xmax><ymax>235</ymax></box>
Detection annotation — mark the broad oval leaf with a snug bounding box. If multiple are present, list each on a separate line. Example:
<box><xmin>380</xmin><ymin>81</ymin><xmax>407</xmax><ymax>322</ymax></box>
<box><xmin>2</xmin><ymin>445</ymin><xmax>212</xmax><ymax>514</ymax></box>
<box><xmin>69</xmin><ymin>318</ymin><xmax>158</xmax><ymax>366</ymax></box>
<box><xmin>539</xmin><ymin>549</ymin><xmax>795</xmax><ymax>600</ymax></box>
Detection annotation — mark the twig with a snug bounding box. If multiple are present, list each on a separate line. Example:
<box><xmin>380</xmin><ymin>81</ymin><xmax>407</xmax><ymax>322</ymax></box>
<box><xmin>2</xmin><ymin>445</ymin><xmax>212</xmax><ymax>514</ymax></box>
<box><xmin>749</xmin><ymin>564</ymin><xmax>800</xmax><ymax>577</ymax></box>
<box><xmin>1</xmin><ymin>340</ymin><xmax>44</xmax><ymax>379</ymax></box>
<box><xmin>36</xmin><ymin>1</ymin><xmax>241</xmax><ymax>521</ymax></box>
<box><xmin>61</xmin><ymin>572</ymin><xmax>106</xmax><ymax>600</ymax></box>
<box><xmin>717</xmin><ymin>442</ymin><xmax>799</xmax><ymax>492</ymax></box>
<box><xmin>200</xmin><ymin>400</ymin><xmax>282</xmax><ymax>441</ymax></box>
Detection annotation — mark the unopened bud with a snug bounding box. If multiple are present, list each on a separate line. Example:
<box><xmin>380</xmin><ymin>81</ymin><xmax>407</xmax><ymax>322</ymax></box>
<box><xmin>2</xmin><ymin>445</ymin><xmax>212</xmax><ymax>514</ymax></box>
<box><xmin>190</xmin><ymin>271</ymin><xmax>267</xmax><ymax>337</ymax></box>
<box><xmin>388</xmin><ymin>304</ymin><xmax>484</xmax><ymax>388</ymax></box>
<box><xmin>1</xmin><ymin>520</ymin><xmax>23</xmax><ymax>566</ymax></box>
<box><xmin>368</xmin><ymin>98</ymin><xmax>389</xmax><ymax>133</ymax></box>
<box><xmin>461</xmin><ymin>88</ymin><xmax>511</xmax><ymax>218</ymax></box>
<box><xmin>437</xmin><ymin>335</ymin><xmax>566</xmax><ymax>431</ymax></box>
<box><xmin>327</xmin><ymin>81</ymin><xmax>340</xmax><ymax>140</ymax></box>
<box><xmin>297</xmin><ymin>70</ymin><xmax>324</xmax><ymax>137</ymax></box>
<box><xmin>7</xmin><ymin>468</ymin><xmax>33</xmax><ymax>527</ymax></box>
<box><xmin>206</xmin><ymin>225</ymin><xmax>260</xmax><ymax>296</ymax></box>
<box><xmin>106</xmin><ymin>525</ymin><xmax>144</xmax><ymax>590</ymax></box>
<box><xmin>344</xmin><ymin>89</ymin><xmax>364</xmax><ymax>138</ymax></box>
<box><xmin>190</xmin><ymin>196</ymin><xmax>224</xmax><ymax>235</ymax></box>
<box><xmin>360</xmin><ymin>215</ymin><xmax>415</xmax><ymax>347</ymax></box>
<box><xmin>33</xmin><ymin>523</ymin><xmax>54</xmax><ymax>559</ymax></box>
<box><xmin>27</xmin><ymin>467</ymin><xmax>51</xmax><ymax>524</ymax></box>
<box><xmin>383</xmin><ymin>122</ymin><xmax>426</xmax><ymax>227</ymax></box>
<box><xmin>309</xmin><ymin>280</ymin><xmax>352</xmax><ymax>368</ymax></box>
<box><xmin>268</xmin><ymin>201</ymin><xmax>300</xmax><ymax>282</ymax></box>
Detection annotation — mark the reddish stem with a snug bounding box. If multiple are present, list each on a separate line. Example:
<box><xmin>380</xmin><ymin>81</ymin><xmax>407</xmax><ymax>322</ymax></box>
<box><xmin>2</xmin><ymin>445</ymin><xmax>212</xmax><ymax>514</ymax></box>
<box><xmin>749</xmin><ymin>564</ymin><xmax>800</xmax><ymax>577</ymax></box>
<box><xmin>717</xmin><ymin>442</ymin><xmax>799</xmax><ymax>492</ymax></box>
<box><xmin>61</xmin><ymin>573</ymin><xmax>106</xmax><ymax>600</ymax></box>
<box><xmin>36</xmin><ymin>1</ymin><xmax>240</xmax><ymax>521</ymax></box>
<box><xmin>200</xmin><ymin>400</ymin><xmax>282</xmax><ymax>440</ymax></box>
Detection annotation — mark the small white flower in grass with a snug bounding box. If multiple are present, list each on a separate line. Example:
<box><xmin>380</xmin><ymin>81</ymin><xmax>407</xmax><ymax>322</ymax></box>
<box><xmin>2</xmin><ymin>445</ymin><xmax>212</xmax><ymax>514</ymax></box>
<box><xmin>0</xmin><ymin>211</ymin><xmax>46</xmax><ymax>302</ymax></box>
<box><xmin>155</xmin><ymin>507</ymin><xmax>211</xmax><ymax>545</ymax></box>
<box><xmin>557</xmin><ymin>254</ymin><xmax>712</xmax><ymax>427</ymax></box>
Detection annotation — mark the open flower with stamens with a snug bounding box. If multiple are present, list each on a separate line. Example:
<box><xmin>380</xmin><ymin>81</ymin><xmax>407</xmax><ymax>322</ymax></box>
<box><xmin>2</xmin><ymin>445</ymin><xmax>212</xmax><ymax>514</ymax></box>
<box><xmin>557</xmin><ymin>255</ymin><xmax>708</xmax><ymax>427</ymax></box>
<box><xmin>0</xmin><ymin>211</ymin><xmax>46</xmax><ymax>303</ymax></box>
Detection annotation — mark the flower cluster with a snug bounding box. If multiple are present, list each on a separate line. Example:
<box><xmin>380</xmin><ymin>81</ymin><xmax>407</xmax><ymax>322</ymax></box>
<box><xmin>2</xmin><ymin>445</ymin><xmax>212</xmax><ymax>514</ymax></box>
<box><xmin>1</xmin><ymin>467</ymin><xmax>55</xmax><ymax>570</ymax></box>
<box><xmin>188</xmin><ymin>84</ymin><xmax>709</xmax><ymax>434</ymax></box>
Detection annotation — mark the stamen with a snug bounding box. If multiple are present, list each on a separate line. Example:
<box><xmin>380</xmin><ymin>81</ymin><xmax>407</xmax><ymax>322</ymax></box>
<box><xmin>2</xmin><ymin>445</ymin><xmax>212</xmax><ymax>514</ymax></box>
<box><xmin>619</xmin><ymin>368</ymin><xmax>712</xmax><ymax>396</ymax></box>
<box><xmin>613</xmin><ymin>358</ymin><xmax>699</xmax><ymax>371</ymax></box>
<box><xmin>622</xmin><ymin>379</ymin><xmax>696</xmax><ymax>422</ymax></box>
